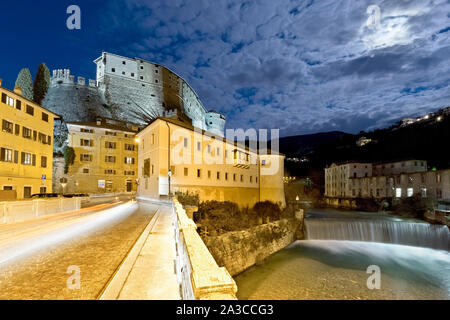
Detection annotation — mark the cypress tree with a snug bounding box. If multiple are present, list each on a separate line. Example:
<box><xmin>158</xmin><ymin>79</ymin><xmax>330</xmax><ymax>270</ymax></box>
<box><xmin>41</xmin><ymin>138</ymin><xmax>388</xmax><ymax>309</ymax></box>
<box><xmin>14</xmin><ymin>68</ymin><xmax>33</xmax><ymax>100</ymax></box>
<box><xmin>33</xmin><ymin>63</ymin><xmax>50</xmax><ymax>105</ymax></box>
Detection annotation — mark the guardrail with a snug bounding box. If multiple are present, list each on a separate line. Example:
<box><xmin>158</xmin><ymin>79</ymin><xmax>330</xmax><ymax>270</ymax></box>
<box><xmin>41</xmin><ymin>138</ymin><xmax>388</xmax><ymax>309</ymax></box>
<box><xmin>0</xmin><ymin>197</ymin><xmax>81</xmax><ymax>224</ymax></box>
<box><xmin>172</xmin><ymin>198</ymin><xmax>237</xmax><ymax>300</ymax></box>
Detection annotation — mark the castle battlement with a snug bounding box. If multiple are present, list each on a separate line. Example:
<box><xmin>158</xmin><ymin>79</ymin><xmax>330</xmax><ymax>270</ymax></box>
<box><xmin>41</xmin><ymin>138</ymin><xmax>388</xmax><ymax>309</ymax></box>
<box><xmin>51</xmin><ymin>69</ymin><xmax>96</xmax><ymax>88</ymax></box>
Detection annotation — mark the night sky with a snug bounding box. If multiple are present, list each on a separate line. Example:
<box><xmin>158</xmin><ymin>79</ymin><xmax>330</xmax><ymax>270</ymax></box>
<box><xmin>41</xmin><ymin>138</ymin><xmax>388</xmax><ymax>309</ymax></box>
<box><xmin>1</xmin><ymin>0</ymin><xmax>449</xmax><ymax>136</ymax></box>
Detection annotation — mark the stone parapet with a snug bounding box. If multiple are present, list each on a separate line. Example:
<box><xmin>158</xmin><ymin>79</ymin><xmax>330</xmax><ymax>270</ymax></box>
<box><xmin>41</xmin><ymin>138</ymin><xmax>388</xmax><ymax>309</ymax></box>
<box><xmin>173</xmin><ymin>198</ymin><xmax>237</xmax><ymax>300</ymax></box>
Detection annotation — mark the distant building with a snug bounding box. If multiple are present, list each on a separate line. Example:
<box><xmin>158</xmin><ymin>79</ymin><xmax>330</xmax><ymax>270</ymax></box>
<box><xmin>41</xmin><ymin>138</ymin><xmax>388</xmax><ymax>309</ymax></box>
<box><xmin>325</xmin><ymin>160</ymin><xmax>449</xmax><ymax>203</ymax></box>
<box><xmin>356</xmin><ymin>136</ymin><xmax>372</xmax><ymax>147</ymax></box>
<box><xmin>136</xmin><ymin>116</ymin><xmax>286</xmax><ymax>208</ymax></box>
<box><xmin>53</xmin><ymin>117</ymin><xmax>140</xmax><ymax>194</ymax></box>
<box><xmin>0</xmin><ymin>81</ymin><xmax>59</xmax><ymax>200</ymax></box>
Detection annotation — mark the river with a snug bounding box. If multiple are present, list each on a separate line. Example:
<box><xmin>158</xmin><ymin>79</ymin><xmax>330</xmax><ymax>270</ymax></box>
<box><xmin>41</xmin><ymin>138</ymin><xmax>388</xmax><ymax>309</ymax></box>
<box><xmin>234</xmin><ymin>209</ymin><xmax>450</xmax><ymax>300</ymax></box>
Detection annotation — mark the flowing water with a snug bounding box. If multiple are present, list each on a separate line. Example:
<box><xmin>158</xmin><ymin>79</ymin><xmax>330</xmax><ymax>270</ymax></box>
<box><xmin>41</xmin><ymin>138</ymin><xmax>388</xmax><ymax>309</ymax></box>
<box><xmin>235</xmin><ymin>209</ymin><xmax>450</xmax><ymax>300</ymax></box>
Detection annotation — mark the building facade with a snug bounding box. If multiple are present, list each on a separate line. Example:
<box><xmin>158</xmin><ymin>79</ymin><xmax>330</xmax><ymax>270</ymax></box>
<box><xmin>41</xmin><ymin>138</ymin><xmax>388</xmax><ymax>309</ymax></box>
<box><xmin>53</xmin><ymin>118</ymin><xmax>140</xmax><ymax>194</ymax></box>
<box><xmin>136</xmin><ymin>116</ymin><xmax>285</xmax><ymax>208</ymax></box>
<box><xmin>325</xmin><ymin>160</ymin><xmax>449</xmax><ymax>203</ymax></box>
<box><xmin>43</xmin><ymin>52</ymin><xmax>226</xmax><ymax>136</ymax></box>
<box><xmin>0</xmin><ymin>82</ymin><xmax>58</xmax><ymax>200</ymax></box>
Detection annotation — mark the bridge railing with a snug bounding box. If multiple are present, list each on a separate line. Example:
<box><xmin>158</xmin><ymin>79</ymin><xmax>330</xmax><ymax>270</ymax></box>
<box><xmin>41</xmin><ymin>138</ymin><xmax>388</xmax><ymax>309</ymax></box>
<box><xmin>172</xmin><ymin>198</ymin><xmax>237</xmax><ymax>300</ymax></box>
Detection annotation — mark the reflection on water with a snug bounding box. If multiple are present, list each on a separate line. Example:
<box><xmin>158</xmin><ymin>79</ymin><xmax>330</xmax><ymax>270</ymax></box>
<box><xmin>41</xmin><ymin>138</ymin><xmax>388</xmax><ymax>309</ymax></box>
<box><xmin>235</xmin><ymin>207</ymin><xmax>450</xmax><ymax>300</ymax></box>
<box><xmin>235</xmin><ymin>240</ymin><xmax>450</xmax><ymax>300</ymax></box>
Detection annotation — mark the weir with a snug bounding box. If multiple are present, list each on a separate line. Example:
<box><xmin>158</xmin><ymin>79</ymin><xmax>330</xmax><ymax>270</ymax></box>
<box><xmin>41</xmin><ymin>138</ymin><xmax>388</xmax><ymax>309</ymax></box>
<box><xmin>305</xmin><ymin>217</ymin><xmax>449</xmax><ymax>251</ymax></box>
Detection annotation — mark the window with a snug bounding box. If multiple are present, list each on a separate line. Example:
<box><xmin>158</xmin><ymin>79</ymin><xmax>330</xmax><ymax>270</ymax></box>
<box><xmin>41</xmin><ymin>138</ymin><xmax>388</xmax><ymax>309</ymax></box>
<box><xmin>131</xmin><ymin>73</ymin><xmax>134</xmax><ymax>77</ymax></box>
<box><xmin>38</xmin><ymin>132</ymin><xmax>48</xmax><ymax>144</ymax></box>
<box><xmin>124</xmin><ymin>170</ymin><xmax>135</xmax><ymax>175</ymax></box>
<box><xmin>122</xmin><ymin>72</ymin><xmax>125</xmax><ymax>75</ymax></box>
<box><xmin>80</xmin><ymin>154</ymin><xmax>92</xmax><ymax>162</ymax></box>
<box><xmin>225</xmin><ymin>173</ymin><xmax>229</xmax><ymax>181</ymax></box>
<box><xmin>233</xmin><ymin>173</ymin><xmax>236</xmax><ymax>181</ymax></box>
<box><xmin>42</xmin><ymin>112</ymin><xmax>49</xmax><ymax>122</ymax></box>
<box><xmin>436</xmin><ymin>189</ymin><xmax>443</xmax><ymax>199</ymax></box>
<box><xmin>140</xmin><ymin>76</ymin><xmax>144</xmax><ymax>80</ymax></box>
<box><xmin>208</xmin><ymin>170</ymin><xmax>211</xmax><ymax>179</ymax></box>
<box><xmin>421</xmin><ymin>188</ymin><xmax>427</xmax><ymax>198</ymax></box>
<box><xmin>122</xmin><ymin>61</ymin><xmax>126</xmax><ymax>65</ymax></box>
<box><xmin>21</xmin><ymin>152</ymin><xmax>33</xmax><ymax>165</ymax></box>
<box><xmin>83</xmin><ymin>168</ymin><xmax>90</xmax><ymax>174</ymax></box>
<box><xmin>1</xmin><ymin>93</ymin><xmax>14</xmax><ymax>107</ymax></box>
<box><xmin>155</xmin><ymin>79</ymin><xmax>159</xmax><ymax>84</ymax></box>
<box><xmin>105</xmin><ymin>131</ymin><xmax>117</xmax><ymax>136</ymax></box>
<box><xmin>125</xmin><ymin>144</ymin><xmax>135</xmax><ymax>151</ymax></box>
<box><xmin>105</xmin><ymin>169</ymin><xmax>116</xmax><ymax>175</ymax></box>
<box><xmin>395</xmin><ymin>188</ymin><xmax>402</xmax><ymax>198</ymax></box>
<box><xmin>140</xmin><ymin>66</ymin><xmax>144</xmax><ymax>70</ymax></box>
<box><xmin>250</xmin><ymin>176</ymin><xmax>253</xmax><ymax>183</ymax></box>
<box><xmin>155</xmin><ymin>69</ymin><xmax>159</xmax><ymax>73</ymax></box>
<box><xmin>105</xmin><ymin>141</ymin><xmax>116</xmax><ymax>149</ymax></box>
<box><xmin>105</xmin><ymin>156</ymin><xmax>116</xmax><ymax>163</ymax></box>
<box><xmin>0</xmin><ymin>148</ymin><xmax>13</xmax><ymax>162</ymax></box>
<box><xmin>81</xmin><ymin>128</ymin><xmax>94</xmax><ymax>133</ymax></box>
<box><xmin>2</xmin><ymin>120</ymin><xmax>13</xmax><ymax>134</ymax></box>
<box><xmin>26</xmin><ymin>105</ymin><xmax>34</xmax><ymax>116</ymax></box>
<box><xmin>81</xmin><ymin>139</ymin><xmax>92</xmax><ymax>147</ymax></box>
<box><xmin>241</xmin><ymin>175</ymin><xmax>244</xmax><ymax>182</ymax></box>
<box><xmin>217</xmin><ymin>172</ymin><xmax>220</xmax><ymax>180</ymax></box>
<box><xmin>124</xmin><ymin>157</ymin><xmax>135</xmax><ymax>164</ymax></box>
<box><xmin>197</xmin><ymin>169</ymin><xmax>201</xmax><ymax>178</ymax></box>
<box><xmin>15</xmin><ymin>124</ymin><xmax>20</xmax><ymax>135</ymax></box>
<box><xmin>143</xmin><ymin>159</ymin><xmax>151</xmax><ymax>177</ymax></box>
<box><xmin>41</xmin><ymin>156</ymin><xmax>47</xmax><ymax>168</ymax></box>
<box><xmin>16</xmin><ymin>100</ymin><xmax>21</xmax><ymax>110</ymax></box>
<box><xmin>111</xmin><ymin>68</ymin><xmax>116</xmax><ymax>72</ymax></box>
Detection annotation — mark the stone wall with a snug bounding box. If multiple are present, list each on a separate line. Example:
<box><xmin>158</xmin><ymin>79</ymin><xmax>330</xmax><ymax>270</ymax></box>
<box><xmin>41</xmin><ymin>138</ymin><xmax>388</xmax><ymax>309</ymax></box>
<box><xmin>203</xmin><ymin>215</ymin><xmax>303</xmax><ymax>276</ymax></box>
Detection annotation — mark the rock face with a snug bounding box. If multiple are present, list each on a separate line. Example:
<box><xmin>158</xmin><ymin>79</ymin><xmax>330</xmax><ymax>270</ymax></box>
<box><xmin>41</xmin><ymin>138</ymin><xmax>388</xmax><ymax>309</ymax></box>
<box><xmin>203</xmin><ymin>218</ymin><xmax>303</xmax><ymax>276</ymax></box>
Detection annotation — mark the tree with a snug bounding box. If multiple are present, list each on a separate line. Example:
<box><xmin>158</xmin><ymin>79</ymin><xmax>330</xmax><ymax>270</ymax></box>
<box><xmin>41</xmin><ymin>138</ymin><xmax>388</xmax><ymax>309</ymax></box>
<box><xmin>14</xmin><ymin>68</ymin><xmax>33</xmax><ymax>100</ymax></box>
<box><xmin>33</xmin><ymin>63</ymin><xmax>50</xmax><ymax>105</ymax></box>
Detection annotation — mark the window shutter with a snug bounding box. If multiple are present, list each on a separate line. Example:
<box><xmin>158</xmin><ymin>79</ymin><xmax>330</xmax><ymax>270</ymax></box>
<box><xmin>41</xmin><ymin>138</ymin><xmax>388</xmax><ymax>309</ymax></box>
<box><xmin>1</xmin><ymin>93</ymin><xmax>6</xmax><ymax>103</ymax></box>
<box><xmin>0</xmin><ymin>148</ymin><xmax>5</xmax><ymax>161</ymax></box>
<box><xmin>14</xmin><ymin>150</ymin><xmax>18</xmax><ymax>163</ymax></box>
<box><xmin>33</xmin><ymin>130</ymin><xmax>37</xmax><ymax>141</ymax></box>
<box><xmin>16</xmin><ymin>100</ymin><xmax>21</xmax><ymax>110</ymax></box>
<box><xmin>48</xmin><ymin>135</ymin><xmax>51</xmax><ymax>145</ymax></box>
<box><xmin>15</xmin><ymin>124</ymin><xmax>19</xmax><ymax>135</ymax></box>
<box><xmin>90</xmin><ymin>140</ymin><xmax>93</xmax><ymax>147</ymax></box>
<box><xmin>21</xmin><ymin>152</ymin><xmax>25</xmax><ymax>164</ymax></box>
<box><xmin>32</xmin><ymin>154</ymin><xmax>36</xmax><ymax>166</ymax></box>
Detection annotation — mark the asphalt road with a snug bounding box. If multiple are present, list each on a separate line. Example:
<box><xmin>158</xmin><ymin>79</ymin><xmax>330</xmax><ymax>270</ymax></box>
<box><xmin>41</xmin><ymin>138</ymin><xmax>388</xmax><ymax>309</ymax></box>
<box><xmin>0</xmin><ymin>201</ymin><xmax>158</xmax><ymax>300</ymax></box>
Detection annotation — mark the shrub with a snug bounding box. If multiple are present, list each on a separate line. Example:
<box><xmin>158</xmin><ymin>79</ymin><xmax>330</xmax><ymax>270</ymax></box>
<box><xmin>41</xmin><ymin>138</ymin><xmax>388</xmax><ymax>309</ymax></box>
<box><xmin>175</xmin><ymin>191</ymin><xmax>199</xmax><ymax>207</ymax></box>
<box><xmin>253</xmin><ymin>201</ymin><xmax>281</xmax><ymax>220</ymax></box>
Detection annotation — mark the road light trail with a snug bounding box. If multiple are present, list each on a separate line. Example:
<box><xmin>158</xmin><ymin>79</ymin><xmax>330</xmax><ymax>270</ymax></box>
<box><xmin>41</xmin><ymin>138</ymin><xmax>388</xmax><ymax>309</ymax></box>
<box><xmin>0</xmin><ymin>201</ymin><xmax>158</xmax><ymax>300</ymax></box>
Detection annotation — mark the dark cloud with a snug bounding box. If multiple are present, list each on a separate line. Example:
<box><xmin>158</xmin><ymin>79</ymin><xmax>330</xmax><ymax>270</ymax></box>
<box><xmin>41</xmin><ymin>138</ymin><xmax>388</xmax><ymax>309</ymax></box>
<box><xmin>100</xmin><ymin>0</ymin><xmax>450</xmax><ymax>136</ymax></box>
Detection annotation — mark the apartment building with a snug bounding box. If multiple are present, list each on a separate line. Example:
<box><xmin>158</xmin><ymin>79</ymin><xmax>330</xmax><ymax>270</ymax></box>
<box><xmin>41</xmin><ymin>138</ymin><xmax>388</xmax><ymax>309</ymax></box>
<box><xmin>53</xmin><ymin>117</ymin><xmax>140</xmax><ymax>194</ymax></box>
<box><xmin>325</xmin><ymin>160</ymin><xmax>448</xmax><ymax>203</ymax></box>
<box><xmin>0</xmin><ymin>82</ymin><xmax>59</xmax><ymax>200</ymax></box>
<box><xmin>136</xmin><ymin>116</ymin><xmax>285</xmax><ymax>207</ymax></box>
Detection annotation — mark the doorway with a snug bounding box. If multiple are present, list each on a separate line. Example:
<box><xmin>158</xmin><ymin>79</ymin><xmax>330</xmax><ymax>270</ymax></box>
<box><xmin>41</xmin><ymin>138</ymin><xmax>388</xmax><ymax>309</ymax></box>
<box><xmin>24</xmin><ymin>186</ymin><xmax>32</xmax><ymax>198</ymax></box>
<box><xmin>126</xmin><ymin>180</ymin><xmax>132</xmax><ymax>192</ymax></box>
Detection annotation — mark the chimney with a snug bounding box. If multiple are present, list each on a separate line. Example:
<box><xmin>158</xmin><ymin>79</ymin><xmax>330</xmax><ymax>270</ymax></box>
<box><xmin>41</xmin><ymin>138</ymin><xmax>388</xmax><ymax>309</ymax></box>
<box><xmin>14</xmin><ymin>86</ymin><xmax>22</xmax><ymax>96</ymax></box>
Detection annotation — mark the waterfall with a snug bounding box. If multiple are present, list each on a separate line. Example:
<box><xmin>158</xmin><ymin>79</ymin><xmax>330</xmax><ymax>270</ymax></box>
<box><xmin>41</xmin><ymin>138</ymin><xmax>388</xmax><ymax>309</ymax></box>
<box><xmin>305</xmin><ymin>218</ymin><xmax>449</xmax><ymax>251</ymax></box>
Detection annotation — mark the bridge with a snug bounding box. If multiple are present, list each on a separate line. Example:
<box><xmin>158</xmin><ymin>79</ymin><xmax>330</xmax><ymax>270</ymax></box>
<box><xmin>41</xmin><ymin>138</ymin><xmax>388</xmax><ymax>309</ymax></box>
<box><xmin>0</xmin><ymin>196</ymin><xmax>237</xmax><ymax>300</ymax></box>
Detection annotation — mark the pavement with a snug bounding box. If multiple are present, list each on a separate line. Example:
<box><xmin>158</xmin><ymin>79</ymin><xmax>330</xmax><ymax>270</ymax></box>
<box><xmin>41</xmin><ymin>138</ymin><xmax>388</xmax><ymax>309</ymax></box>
<box><xmin>0</xmin><ymin>201</ymin><xmax>158</xmax><ymax>299</ymax></box>
<box><xmin>100</xmin><ymin>202</ymin><xmax>180</xmax><ymax>300</ymax></box>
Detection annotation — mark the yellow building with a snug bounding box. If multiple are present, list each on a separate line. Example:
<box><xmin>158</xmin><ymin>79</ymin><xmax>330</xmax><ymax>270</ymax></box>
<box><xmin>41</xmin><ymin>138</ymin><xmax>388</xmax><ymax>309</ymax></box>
<box><xmin>136</xmin><ymin>116</ymin><xmax>285</xmax><ymax>207</ymax></box>
<box><xmin>53</xmin><ymin>117</ymin><xmax>140</xmax><ymax>194</ymax></box>
<box><xmin>0</xmin><ymin>82</ymin><xmax>59</xmax><ymax>200</ymax></box>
